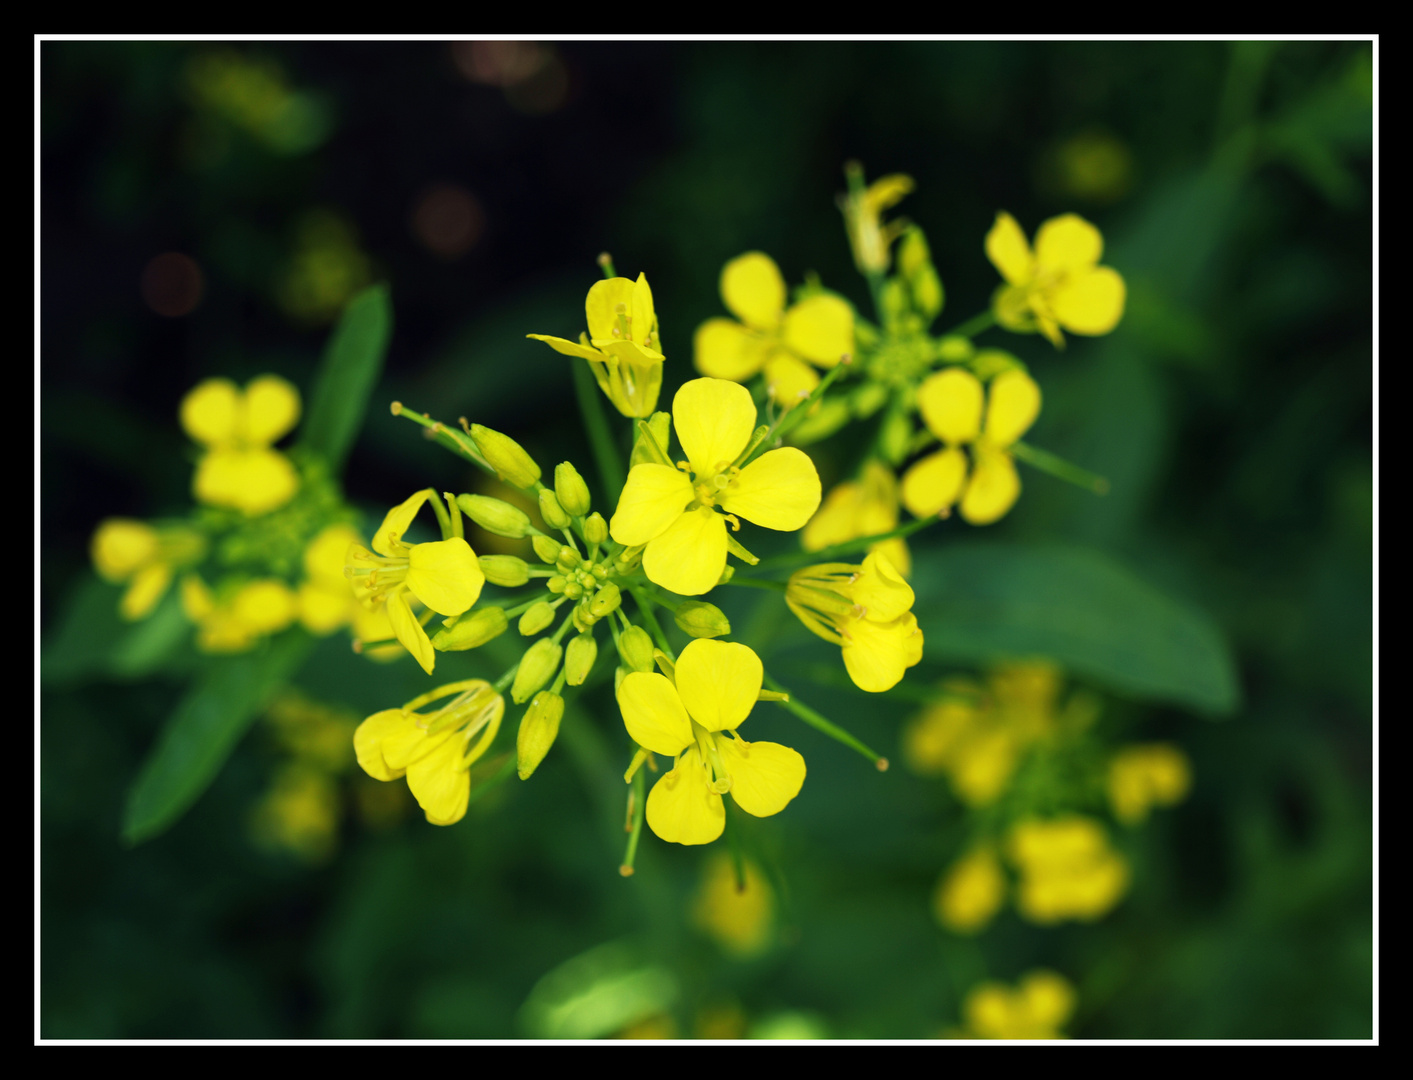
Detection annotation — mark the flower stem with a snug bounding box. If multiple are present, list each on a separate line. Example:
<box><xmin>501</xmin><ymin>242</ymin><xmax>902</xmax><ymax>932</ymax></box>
<box><xmin>1010</xmin><ymin>440</ymin><xmax>1110</xmax><ymax>495</ymax></box>
<box><xmin>572</xmin><ymin>358</ymin><xmax>627</xmax><ymax>498</ymax></box>
<box><xmin>943</xmin><ymin>309</ymin><xmax>996</xmax><ymax>340</ymax></box>
<box><xmin>763</xmin><ymin>674</ymin><xmax>888</xmax><ymax>771</ymax></box>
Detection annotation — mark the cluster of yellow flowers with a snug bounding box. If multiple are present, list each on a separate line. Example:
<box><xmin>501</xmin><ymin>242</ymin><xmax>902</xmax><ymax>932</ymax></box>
<box><xmin>950</xmin><ymin>970</ymin><xmax>1077</xmax><ymax>1040</ymax></box>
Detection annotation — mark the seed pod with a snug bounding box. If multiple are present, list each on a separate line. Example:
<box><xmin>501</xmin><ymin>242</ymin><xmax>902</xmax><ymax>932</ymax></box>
<box><xmin>516</xmin><ymin>691</ymin><xmax>564</xmax><ymax>780</ymax></box>
<box><xmin>469</xmin><ymin>424</ymin><xmax>541</xmax><ymax>489</ymax></box>
<box><xmin>431</xmin><ymin>605</ymin><xmax>508</xmax><ymax>651</ymax></box>
<box><xmin>478</xmin><ymin>554</ymin><xmax>530</xmax><ymax>588</ymax></box>
<box><xmin>554</xmin><ymin>462</ymin><xmax>592</xmax><ymax>518</ymax></box>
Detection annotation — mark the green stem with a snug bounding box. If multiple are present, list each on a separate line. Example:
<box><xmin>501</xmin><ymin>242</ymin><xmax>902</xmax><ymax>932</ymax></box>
<box><xmin>943</xmin><ymin>310</ymin><xmax>995</xmax><ymax>340</ymax></box>
<box><xmin>493</xmin><ymin>661</ymin><xmax>520</xmax><ymax>694</ymax></box>
<box><xmin>1010</xmin><ymin>441</ymin><xmax>1110</xmax><ymax>495</ymax></box>
<box><xmin>763</xmin><ymin>674</ymin><xmax>887</xmax><ymax>770</ymax></box>
<box><xmin>749</xmin><ymin>516</ymin><xmax>937</xmax><ymax>573</ymax></box>
<box><xmin>751</xmin><ymin>357</ymin><xmax>856</xmax><ymax>460</ymax></box>
<box><xmin>572</xmin><ymin>359</ymin><xmax>627</xmax><ymax>498</ymax></box>
<box><xmin>597</xmin><ymin>252</ymin><xmax>617</xmax><ymax>280</ymax></box>
<box><xmin>390</xmin><ymin>404</ymin><xmax>491</xmax><ymax>471</ymax></box>
<box><xmin>629</xmin><ymin>586</ymin><xmax>675</xmax><ymax>660</ymax></box>
<box><xmin>721</xmin><ymin>577</ymin><xmax>786</xmax><ymax>593</ymax></box>
<box><xmin>467</xmin><ymin>753</ymin><xmax>516</xmax><ymax>806</ymax></box>
<box><xmin>620</xmin><ymin>765</ymin><xmax>645</xmax><ymax>877</ymax></box>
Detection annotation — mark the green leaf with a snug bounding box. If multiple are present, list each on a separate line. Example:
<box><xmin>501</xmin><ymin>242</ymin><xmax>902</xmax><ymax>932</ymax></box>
<box><xmin>122</xmin><ymin>630</ymin><xmax>315</xmax><ymax>845</ymax></box>
<box><xmin>298</xmin><ymin>284</ymin><xmax>393</xmax><ymax>473</ymax></box>
<box><xmin>41</xmin><ymin>577</ymin><xmax>193</xmax><ymax>685</ymax></box>
<box><xmin>912</xmin><ymin>543</ymin><xmax>1239</xmax><ymax>716</ymax></box>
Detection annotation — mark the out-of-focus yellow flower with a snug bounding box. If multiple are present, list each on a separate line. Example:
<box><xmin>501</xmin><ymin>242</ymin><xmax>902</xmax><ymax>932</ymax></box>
<box><xmin>264</xmin><ymin>689</ymin><xmax>357</xmax><ymax>773</ymax></box>
<box><xmin>785</xmin><ymin>551</ymin><xmax>923</xmax><ymax>693</ymax></box>
<box><xmin>297</xmin><ymin>523</ymin><xmax>364</xmax><ymax>635</ymax></box>
<box><xmin>901</xmin><ymin>367</ymin><xmax>1041</xmax><ymax>526</ymax></box>
<box><xmin>180</xmin><ymin>375</ymin><xmax>302</xmax><ymax>516</ymax></box>
<box><xmin>90</xmin><ymin>518</ymin><xmax>205</xmax><ymax>620</ymax></box>
<box><xmin>934</xmin><ymin>846</ymin><xmax>1006</xmax><ymax>935</ymax></box>
<box><xmin>961</xmin><ymin>970</ymin><xmax>1076</xmax><ymax>1039</ymax></box>
<box><xmin>610</xmin><ymin>378</ymin><xmax>821</xmax><ymax>596</ymax></box>
<box><xmin>345</xmin><ymin>490</ymin><xmax>484</xmax><ymax>674</ymax></box>
<box><xmin>842</xmin><ymin>169</ymin><xmax>914</xmax><ymax>276</ymax></box>
<box><xmin>248</xmin><ymin>762</ymin><xmax>340</xmax><ymax>863</ymax></box>
<box><xmin>692</xmin><ymin>854</ymin><xmax>775</xmax><ymax>957</ymax></box>
<box><xmin>694</xmin><ymin>252</ymin><xmax>854</xmax><ymax>410</ymax></box>
<box><xmin>180</xmin><ymin>574</ymin><xmax>299</xmax><ymax>653</ymax></box>
<box><xmin>986</xmin><ymin>212</ymin><xmax>1125</xmax><ymax>349</ymax></box>
<box><xmin>801</xmin><ymin>460</ymin><xmax>910</xmax><ymax>577</ymax></box>
<box><xmin>354</xmin><ymin>679</ymin><xmax>505</xmax><ymax>826</ymax></box>
<box><xmin>529</xmin><ymin>273</ymin><xmax>665</xmax><ymax>418</ymax></box>
<box><xmin>1108</xmin><ymin>743</ymin><xmax>1191</xmax><ymax>825</ymax></box>
<box><xmin>617</xmin><ymin>639</ymin><xmax>805</xmax><ymax>846</ymax></box>
<box><xmin>1006</xmin><ymin>816</ymin><xmax>1129</xmax><ymax>924</ymax></box>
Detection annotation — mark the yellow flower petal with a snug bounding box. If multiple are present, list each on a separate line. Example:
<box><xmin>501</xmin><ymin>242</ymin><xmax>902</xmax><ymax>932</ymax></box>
<box><xmin>406</xmin><ymin>537</ymin><xmax>484</xmax><ymax>616</ymax></box>
<box><xmin>802</xmin><ymin>479</ymin><xmax>864</xmax><ymax>551</ymax></box>
<box><xmin>718</xmin><ymin>737</ymin><xmax>806</xmax><ymax>817</ymax></box>
<box><xmin>780</xmin><ymin>294</ymin><xmax>854</xmax><ymax>367</ymax></box>
<box><xmin>180</xmin><ymin>573</ymin><xmax>215</xmax><ymax>622</ymax></box>
<box><xmin>406</xmin><ymin>735</ymin><xmax>470</xmax><ymax>825</ymax></box>
<box><xmin>984</xmin><ymin>369</ymin><xmax>1041</xmax><ymax>449</ymax></box>
<box><xmin>1034</xmin><ymin>213</ymin><xmax>1102</xmax><ymax>275</ymax></box>
<box><xmin>231</xmin><ymin>579</ymin><xmax>298</xmax><ymax>634</ymax></box>
<box><xmin>720</xmin><ymin>252</ymin><xmax>785</xmax><ymax>332</ymax></box>
<box><xmin>720</xmin><ymin>447</ymin><xmax>821</xmax><ymax>532</ymax></box>
<box><xmin>180</xmin><ymin>377</ymin><xmax>240</xmax><ymax>447</ymax></box>
<box><xmin>901</xmin><ymin>447</ymin><xmax>969</xmax><ymax>519</ymax></box>
<box><xmin>240</xmin><ymin>374</ymin><xmax>301</xmax><ymax>446</ymax></box>
<box><xmin>386</xmin><ymin>589</ymin><xmax>436</xmax><ymax>674</ymax></box>
<box><xmin>960</xmin><ymin>448</ymin><xmax>1021</xmax><ymax>526</ymax></box>
<box><xmin>120</xmin><ymin>562</ymin><xmax>173</xmax><ymax>620</ymax></box>
<box><xmin>674</xmin><ymin>639</ymin><xmax>763</xmax><ymax>732</ymax></box>
<box><xmin>298</xmin><ymin>580</ymin><xmax>352</xmax><ymax>635</ymax></box>
<box><xmin>585</xmin><ymin>276</ymin><xmax>636</xmax><ymax>345</ymax></box>
<box><xmin>609</xmin><ymin>464</ymin><xmax>694</xmax><ymax>546</ymax></box>
<box><xmin>1018</xmin><ymin>971</ymin><xmax>1076</xmax><ymax>1030</ymax></box>
<box><xmin>616</xmin><ymin>671</ymin><xmax>694</xmax><ymax>757</ymax></box>
<box><xmin>850</xmin><ymin>550</ymin><xmax>914</xmax><ymax>623</ymax></box>
<box><xmin>631</xmin><ymin>272</ymin><xmax>657</xmax><ymax>349</ymax></box>
<box><xmin>842</xmin><ymin>611</ymin><xmax>922</xmax><ymax>693</ymax></box>
<box><xmin>92</xmin><ymin>518</ymin><xmax>159</xmax><ymax>581</ymax></box>
<box><xmin>1049</xmin><ymin>266</ymin><xmax>1126</xmax><ymax>336</ymax></box>
<box><xmin>646</xmin><ymin>746</ymin><xmax>725</xmax><ymax>845</ymax></box>
<box><xmin>985</xmin><ymin>212</ymin><xmax>1035</xmax><ymax>286</ymax></box>
<box><xmin>354</xmin><ymin>708</ymin><xmax>411</xmax><ymax>781</ymax></box>
<box><xmin>527</xmin><ymin>333</ymin><xmax>605</xmax><ymax>362</ymax></box>
<box><xmin>935</xmin><ymin>847</ymin><xmax>1006</xmax><ymax>935</ymax></box>
<box><xmin>193</xmin><ymin>447</ymin><xmax>300</xmax><ymax>516</ymax></box>
<box><xmin>762</xmin><ymin>353</ymin><xmax>819</xmax><ymax>408</ymax></box>
<box><xmin>917</xmin><ymin>368</ymin><xmax>984</xmax><ymax>444</ymax></box>
<box><xmin>303</xmin><ymin>524</ymin><xmax>363</xmax><ymax>584</ymax></box>
<box><xmin>673</xmin><ymin>377</ymin><xmax>756</xmax><ymax>480</ymax></box>
<box><xmin>642</xmin><ymin>505</ymin><xmax>729</xmax><ymax>596</ymax></box>
<box><xmin>693</xmin><ymin>318</ymin><xmax>774</xmax><ymax>382</ymax></box>
<box><xmin>871</xmin><ymin>536</ymin><xmax>911</xmax><ymax>579</ymax></box>
<box><xmin>373</xmin><ymin>490</ymin><xmax>432</xmax><ymax>557</ymax></box>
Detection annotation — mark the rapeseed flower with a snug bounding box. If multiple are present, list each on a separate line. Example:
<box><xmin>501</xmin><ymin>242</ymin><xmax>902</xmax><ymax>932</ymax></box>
<box><xmin>529</xmin><ymin>273</ymin><xmax>664</xmax><ymax>418</ymax></box>
<box><xmin>934</xmin><ymin>846</ymin><xmax>1006</xmax><ymax>935</ymax></box>
<box><xmin>986</xmin><ymin>212</ymin><xmax>1125</xmax><ymax>348</ymax></box>
<box><xmin>692</xmin><ymin>854</ymin><xmax>775</xmax><ymax>957</ymax></box>
<box><xmin>616</xmin><ymin>638</ymin><xmax>805</xmax><ymax>845</ymax></box>
<box><xmin>842</xmin><ymin>170</ymin><xmax>914</xmax><ymax>276</ymax></box>
<box><xmin>180</xmin><ymin>374</ymin><xmax>302</xmax><ymax>515</ymax></box>
<box><xmin>960</xmin><ymin>970</ymin><xmax>1076</xmax><ymax>1040</ymax></box>
<box><xmin>90</xmin><ymin>517</ymin><xmax>204</xmax><ymax>620</ymax></box>
<box><xmin>354</xmin><ymin>679</ymin><xmax>504</xmax><ymax>826</ymax></box>
<box><xmin>785</xmin><ymin>550</ymin><xmax>922</xmax><ymax>692</ymax></box>
<box><xmin>693</xmin><ymin>252</ymin><xmax>853</xmax><ymax>409</ymax></box>
<box><xmin>345</xmin><ymin>490</ymin><xmax>484</xmax><ymax>675</ymax></box>
<box><xmin>801</xmin><ymin>460</ymin><xmax>910</xmax><ymax>577</ymax></box>
<box><xmin>297</xmin><ymin>523</ymin><xmax>364</xmax><ymax>635</ymax></box>
<box><xmin>610</xmin><ymin>378</ymin><xmax>821</xmax><ymax>596</ymax></box>
<box><xmin>1108</xmin><ymin>743</ymin><xmax>1192</xmax><ymax>825</ymax></box>
<box><xmin>1006</xmin><ymin>816</ymin><xmax>1129</xmax><ymax>924</ymax></box>
<box><xmin>901</xmin><ymin>367</ymin><xmax>1041</xmax><ymax>526</ymax></box>
<box><xmin>180</xmin><ymin>574</ymin><xmax>299</xmax><ymax>653</ymax></box>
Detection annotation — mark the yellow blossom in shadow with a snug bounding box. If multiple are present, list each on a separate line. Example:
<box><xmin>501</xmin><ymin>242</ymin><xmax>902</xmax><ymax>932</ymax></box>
<box><xmin>181</xmin><ymin>374</ymin><xmax>302</xmax><ymax>516</ymax></box>
<box><xmin>181</xmin><ymin>573</ymin><xmax>299</xmax><ymax>654</ymax></box>
<box><xmin>248</xmin><ymin>762</ymin><xmax>340</xmax><ymax>863</ymax></box>
<box><xmin>1006</xmin><ymin>816</ymin><xmax>1129</xmax><ymax>924</ymax></box>
<box><xmin>960</xmin><ymin>970</ymin><xmax>1076</xmax><ymax>1039</ymax></box>
<box><xmin>1108</xmin><ymin>743</ymin><xmax>1192</xmax><ymax>825</ymax></box>
<box><xmin>933</xmin><ymin>845</ymin><xmax>1006</xmax><ymax>935</ymax></box>
<box><xmin>692</xmin><ymin>854</ymin><xmax>775</xmax><ymax>958</ymax></box>
<box><xmin>90</xmin><ymin>518</ymin><xmax>205</xmax><ymax>620</ymax></box>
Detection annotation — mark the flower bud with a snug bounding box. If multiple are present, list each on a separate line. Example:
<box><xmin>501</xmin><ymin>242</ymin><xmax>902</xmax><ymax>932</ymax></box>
<box><xmin>850</xmin><ymin>380</ymin><xmax>889</xmax><ymax>420</ymax></box>
<box><xmin>538</xmin><ymin>488</ymin><xmax>571</xmax><ymax>530</ymax></box>
<box><xmin>583</xmin><ymin>512</ymin><xmax>608</xmax><ymax>546</ymax></box>
<box><xmin>617</xmin><ymin>625</ymin><xmax>655</xmax><ymax>674</ymax></box>
<box><xmin>630</xmin><ymin>411</ymin><xmax>672</xmax><ymax>468</ymax></box>
<box><xmin>897</xmin><ymin>225</ymin><xmax>931</xmax><ymax>279</ymax></box>
<box><xmin>470</xmin><ymin>424</ymin><xmax>541</xmax><ymax>489</ymax></box>
<box><xmin>565</xmin><ymin>632</ymin><xmax>598</xmax><ymax>686</ymax></box>
<box><xmin>589</xmin><ymin>582</ymin><xmax>622</xmax><ymax>619</ymax></box>
<box><xmin>880</xmin><ymin>276</ymin><xmax>909</xmax><ymax>323</ymax></box>
<box><xmin>572</xmin><ymin>603</ymin><xmax>595</xmax><ymax>633</ymax></box>
<box><xmin>478</xmin><ymin>554</ymin><xmax>530</xmax><ymax>587</ymax></box>
<box><xmin>556</xmin><ymin>546</ymin><xmax>581</xmax><ymax>571</ymax></box>
<box><xmin>564</xmin><ymin>580</ymin><xmax>584</xmax><ymax>600</ymax></box>
<box><xmin>516</xmin><ymin>691</ymin><xmax>564</xmax><ymax>780</ymax></box>
<box><xmin>532</xmin><ymin>534</ymin><xmax>563</xmax><ymax>564</ymax></box>
<box><xmin>519</xmin><ymin>601</ymin><xmax>556</xmax><ymax>636</ymax></box>
<box><xmin>554</xmin><ymin>462</ymin><xmax>592</xmax><ymax>518</ymax></box>
<box><xmin>431</xmin><ymin>605</ymin><xmax>509</xmax><ymax>651</ymax></box>
<box><xmin>673</xmin><ymin>600</ymin><xmax>732</xmax><ymax>639</ymax></box>
<box><xmin>457</xmin><ymin>494</ymin><xmax>534</xmax><ymax>538</ymax></box>
<box><xmin>512</xmin><ymin>639</ymin><xmax>563</xmax><ymax>704</ymax></box>
<box><xmin>878</xmin><ymin>408</ymin><xmax>913</xmax><ymax>466</ymax></box>
<box><xmin>935</xmin><ymin>335</ymin><xmax>974</xmax><ymax>363</ymax></box>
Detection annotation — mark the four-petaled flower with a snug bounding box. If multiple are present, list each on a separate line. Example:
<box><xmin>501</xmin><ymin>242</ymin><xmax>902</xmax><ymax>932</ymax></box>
<box><xmin>617</xmin><ymin>639</ymin><xmax>806</xmax><ymax>846</ymax></box>
<box><xmin>180</xmin><ymin>374</ymin><xmax>303</xmax><ymax>516</ymax></box>
<box><xmin>610</xmin><ymin>378</ymin><xmax>821</xmax><ymax>596</ymax></box>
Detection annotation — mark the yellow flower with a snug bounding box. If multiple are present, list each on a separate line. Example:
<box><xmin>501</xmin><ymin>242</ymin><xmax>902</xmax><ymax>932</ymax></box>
<box><xmin>609</xmin><ymin>378</ymin><xmax>821</xmax><ymax>596</ymax></box>
<box><xmin>354</xmin><ymin>679</ymin><xmax>504</xmax><ymax>826</ymax></box>
<box><xmin>785</xmin><ymin>550</ymin><xmax>923</xmax><ymax>693</ymax></box>
<box><xmin>248</xmin><ymin>762</ymin><xmax>341</xmax><ymax>863</ymax></box>
<box><xmin>962</xmin><ymin>970</ymin><xmax>1076</xmax><ymax>1040</ymax></box>
<box><xmin>528</xmin><ymin>273</ymin><xmax>665</xmax><ymax>418</ymax></box>
<box><xmin>934</xmin><ymin>846</ymin><xmax>1006</xmax><ymax>935</ymax></box>
<box><xmin>180</xmin><ymin>574</ymin><xmax>299</xmax><ymax>653</ymax></box>
<box><xmin>90</xmin><ymin>518</ymin><xmax>204</xmax><ymax>620</ymax></box>
<box><xmin>1108</xmin><ymin>743</ymin><xmax>1191</xmax><ymax>826</ymax></box>
<box><xmin>842</xmin><ymin>170</ymin><xmax>915</xmax><ymax>276</ymax></box>
<box><xmin>801</xmin><ymin>460</ymin><xmax>910</xmax><ymax>577</ymax></box>
<box><xmin>692</xmin><ymin>854</ymin><xmax>775</xmax><ymax>957</ymax></box>
<box><xmin>345</xmin><ymin>490</ymin><xmax>485</xmax><ymax>675</ymax></box>
<box><xmin>693</xmin><ymin>252</ymin><xmax>854</xmax><ymax>409</ymax></box>
<box><xmin>900</xmin><ymin>367</ymin><xmax>1041</xmax><ymax>526</ymax></box>
<box><xmin>985</xmin><ymin>211</ymin><xmax>1125</xmax><ymax>348</ymax></box>
<box><xmin>297</xmin><ymin>523</ymin><xmax>364</xmax><ymax>635</ymax></box>
<box><xmin>1006</xmin><ymin>816</ymin><xmax>1129</xmax><ymax>924</ymax></box>
<box><xmin>180</xmin><ymin>374</ymin><xmax>302</xmax><ymax>516</ymax></box>
<box><xmin>616</xmin><ymin>638</ymin><xmax>806</xmax><ymax>846</ymax></box>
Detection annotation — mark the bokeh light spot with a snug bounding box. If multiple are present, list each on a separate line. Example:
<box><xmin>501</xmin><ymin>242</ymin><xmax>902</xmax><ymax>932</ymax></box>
<box><xmin>140</xmin><ymin>252</ymin><xmax>204</xmax><ymax>318</ymax></box>
<box><xmin>411</xmin><ymin>183</ymin><xmax>486</xmax><ymax>260</ymax></box>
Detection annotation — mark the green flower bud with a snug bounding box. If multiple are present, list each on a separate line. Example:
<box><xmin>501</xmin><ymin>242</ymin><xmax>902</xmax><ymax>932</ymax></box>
<box><xmin>583</xmin><ymin>512</ymin><xmax>608</xmax><ymax>546</ymax></box>
<box><xmin>617</xmin><ymin>625</ymin><xmax>655</xmax><ymax>674</ymax></box>
<box><xmin>565</xmin><ymin>632</ymin><xmax>598</xmax><ymax>686</ymax></box>
<box><xmin>470</xmin><ymin>424</ymin><xmax>541</xmax><ymax>489</ymax></box>
<box><xmin>591</xmin><ymin>564</ymin><xmax>608</xmax><ymax>581</ymax></box>
<box><xmin>532</xmin><ymin>534</ymin><xmax>563</xmax><ymax>564</ymax></box>
<box><xmin>897</xmin><ymin>225</ymin><xmax>931</xmax><ymax>279</ymax></box>
<box><xmin>431</xmin><ymin>605</ymin><xmax>508</xmax><ymax>651</ymax></box>
<box><xmin>971</xmin><ymin>348</ymin><xmax>1026</xmax><ymax>382</ymax></box>
<box><xmin>572</xmin><ymin>604</ymin><xmax>595</xmax><ymax>634</ymax></box>
<box><xmin>519</xmin><ymin>601</ymin><xmax>556</xmax><ymax>636</ymax></box>
<box><xmin>630</xmin><ymin>411</ymin><xmax>672</xmax><ymax>469</ymax></box>
<box><xmin>787</xmin><ymin>397</ymin><xmax>852</xmax><ymax>447</ymax></box>
<box><xmin>850</xmin><ymin>380</ymin><xmax>889</xmax><ymax>420</ymax></box>
<box><xmin>539</xmin><ymin>488</ymin><xmax>571</xmax><ymax>530</ymax></box>
<box><xmin>564</xmin><ymin>580</ymin><xmax>584</xmax><ymax>600</ymax></box>
<box><xmin>589</xmin><ymin>582</ymin><xmax>622</xmax><ymax>619</ymax></box>
<box><xmin>546</xmin><ymin>575</ymin><xmax>567</xmax><ymax>594</ymax></box>
<box><xmin>673</xmin><ymin>599</ymin><xmax>731</xmax><ymax>639</ymax></box>
<box><xmin>512</xmin><ymin>639</ymin><xmax>562</xmax><ymax>704</ymax></box>
<box><xmin>556</xmin><ymin>546</ymin><xmax>581</xmax><ymax>571</ymax></box>
<box><xmin>516</xmin><ymin>691</ymin><xmax>564</xmax><ymax>780</ymax></box>
<box><xmin>879</xmin><ymin>408</ymin><xmax>913</xmax><ymax>466</ymax></box>
<box><xmin>456</xmin><ymin>494</ymin><xmax>534</xmax><ymax>538</ymax></box>
<box><xmin>554</xmin><ymin>462</ymin><xmax>592</xmax><ymax>518</ymax></box>
<box><xmin>910</xmin><ymin>263</ymin><xmax>944</xmax><ymax>319</ymax></box>
<box><xmin>880</xmin><ymin>277</ymin><xmax>909</xmax><ymax>323</ymax></box>
<box><xmin>936</xmin><ymin>335</ymin><xmax>975</xmax><ymax>363</ymax></box>
<box><xmin>478</xmin><ymin>554</ymin><xmax>530</xmax><ymax>588</ymax></box>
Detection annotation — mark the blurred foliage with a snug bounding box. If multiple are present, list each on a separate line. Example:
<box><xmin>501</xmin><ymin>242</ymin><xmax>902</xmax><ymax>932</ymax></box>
<box><xmin>40</xmin><ymin>40</ymin><xmax>1371</xmax><ymax>1039</ymax></box>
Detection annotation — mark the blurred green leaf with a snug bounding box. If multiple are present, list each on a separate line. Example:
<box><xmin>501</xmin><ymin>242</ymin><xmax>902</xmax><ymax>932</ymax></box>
<box><xmin>41</xmin><ymin>577</ymin><xmax>192</xmax><ymax>685</ymax></box>
<box><xmin>122</xmin><ymin>630</ymin><xmax>315</xmax><ymax>845</ymax></box>
<box><xmin>297</xmin><ymin>284</ymin><xmax>393</xmax><ymax>474</ymax></box>
<box><xmin>913</xmin><ymin>543</ymin><xmax>1239</xmax><ymax>715</ymax></box>
<box><xmin>518</xmin><ymin>939</ymin><xmax>677</xmax><ymax>1039</ymax></box>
